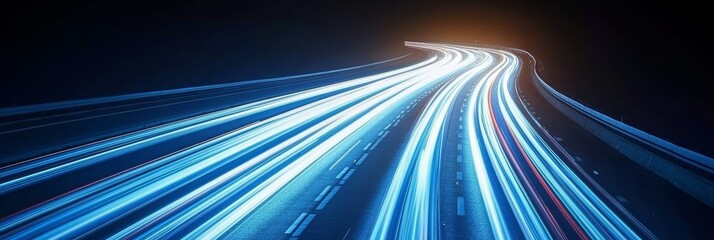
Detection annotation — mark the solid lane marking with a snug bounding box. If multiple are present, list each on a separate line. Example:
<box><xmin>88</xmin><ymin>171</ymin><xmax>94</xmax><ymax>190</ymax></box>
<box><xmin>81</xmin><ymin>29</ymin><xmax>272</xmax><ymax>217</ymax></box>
<box><xmin>342</xmin><ymin>228</ymin><xmax>352</xmax><ymax>240</ymax></box>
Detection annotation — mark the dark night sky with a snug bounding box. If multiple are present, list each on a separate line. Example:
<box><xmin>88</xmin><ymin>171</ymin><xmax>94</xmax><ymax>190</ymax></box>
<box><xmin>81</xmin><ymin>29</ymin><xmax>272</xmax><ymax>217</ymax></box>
<box><xmin>1</xmin><ymin>1</ymin><xmax>712</xmax><ymax>156</ymax></box>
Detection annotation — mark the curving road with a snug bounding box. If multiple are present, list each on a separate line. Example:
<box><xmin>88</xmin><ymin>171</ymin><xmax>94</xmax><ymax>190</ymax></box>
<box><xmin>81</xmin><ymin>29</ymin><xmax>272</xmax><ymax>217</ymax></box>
<box><xmin>0</xmin><ymin>42</ymin><xmax>710</xmax><ymax>239</ymax></box>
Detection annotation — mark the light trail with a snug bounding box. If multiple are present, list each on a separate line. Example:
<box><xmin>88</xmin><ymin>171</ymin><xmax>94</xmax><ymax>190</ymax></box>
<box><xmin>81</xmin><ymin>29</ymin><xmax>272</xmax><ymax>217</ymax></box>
<box><xmin>0</xmin><ymin>43</ymin><xmax>465</xmax><ymax>238</ymax></box>
<box><xmin>4</xmin><ymin>42</ymin><xmax>696</xmax><ymax>239</ymax></box>
<box><xmin>465</xmin><ymin>46</ymin><xmax>641</xmax><ymax>239</ymax></box>
<box><xmin>0</xmin><ymin>53</ymin><xmax>437</xmax><ymax>194</ymax></box>
<box><xmin>370</xmin><ymin>43</ymin><xmax>647</xmax><ymax>239</ymax></box>
<box><xmin>370</xmin><ymin>46</ymin><xmax>490</xmax><ymax>239</ymax></box>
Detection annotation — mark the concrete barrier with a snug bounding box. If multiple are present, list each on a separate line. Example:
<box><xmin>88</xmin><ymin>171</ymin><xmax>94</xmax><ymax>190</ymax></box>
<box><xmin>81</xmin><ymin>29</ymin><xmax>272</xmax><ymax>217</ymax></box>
<box><xmin>518</xmin><ymin>51</ymin><xmax>714</xmax><ymax>207</ymax></box>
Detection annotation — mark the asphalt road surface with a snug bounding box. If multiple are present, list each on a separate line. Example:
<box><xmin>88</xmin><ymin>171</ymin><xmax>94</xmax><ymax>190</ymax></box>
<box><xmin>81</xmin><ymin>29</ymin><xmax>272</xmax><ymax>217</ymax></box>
<box><xmin>0</xmin><ymin>42</ymin><xmax>710</xmax><ymax>239</ymax></box>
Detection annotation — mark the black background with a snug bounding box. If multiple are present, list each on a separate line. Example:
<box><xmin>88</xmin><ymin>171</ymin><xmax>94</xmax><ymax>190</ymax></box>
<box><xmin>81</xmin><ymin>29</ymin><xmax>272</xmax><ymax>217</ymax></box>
<box><xmin>1</xmin><ymin>0</ymin><xmax>712</xmax><ymax>156</ymax></box>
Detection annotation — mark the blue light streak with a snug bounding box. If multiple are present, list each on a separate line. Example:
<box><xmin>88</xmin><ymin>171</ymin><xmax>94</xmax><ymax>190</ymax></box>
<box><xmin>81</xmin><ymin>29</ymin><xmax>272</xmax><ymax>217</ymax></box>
<box><xmin>0</xmin><ymin>42</ymin><xmax>663</xmax><ymax>239</ymax></box>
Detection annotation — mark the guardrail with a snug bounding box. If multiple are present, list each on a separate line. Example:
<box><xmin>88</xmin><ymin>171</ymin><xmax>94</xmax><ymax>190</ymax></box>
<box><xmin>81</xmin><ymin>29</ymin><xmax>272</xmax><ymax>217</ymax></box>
<box><xmin>514</xmin><ymin>49</ymin><xmax>714</xmax><ymax>207</ymax></box>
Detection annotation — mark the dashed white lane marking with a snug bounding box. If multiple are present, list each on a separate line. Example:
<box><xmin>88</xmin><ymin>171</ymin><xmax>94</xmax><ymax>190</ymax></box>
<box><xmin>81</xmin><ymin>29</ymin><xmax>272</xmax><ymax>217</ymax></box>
<box><xmin>329</xmin><ymin>140</ymin><xmax>361</xmax><ymax>170</ymax></box>
<box><xmin>285</xmin><ymin>213</ymin><xmax>308</xmax><ymax>234</ymax></box>
<box><xmin>575</xmin><ymin>156</ymin><xmax>583</xmax><ymax>162</ymax></box>
<box><xmin>370</xmin><ymin>131</ymin><xmax>390</xmax><ymax>150</ymax></box>
<box><xmin>335</xmin><ymin>167</ymin><xmax>349</xmax><ymax>179</ymax></box>
<box><xmin>394</xmin><ymin>119</ymin><xmax>401</xmax><ymax>126</ymax></box>
<box><xmin>356</xmin><ymin>153</ymin><xmax>369</xmax><ymax>165</ymax></box>
<box><xmin>316</xmin><ymin>186</ymin><xmax>341</xmax><ymax>210</ymax></box>
<box><xmin>554</xmin><ymin>137</ymin><xmax>564</xmax><ymax>141</ymax></box>
<box><xmin>457</xmin><ymin>197</ymin><xmax>465</xmax><ymax>216</ymax></box>
<box><xmin>339</xmin><ymin>169</ymin><xmax>356</xmax><ymax>185</ymax></box>
<box><xmin>457</xmin><ymin>155</ymin><xmax>462</xmax><ymax>163</ymax></box>
<box><xmin>362</xmin><ymin>142</ymin><xmax>372</xmax><ymax>151</ymax></box>
<box><xmin>384</xmin><ymin>123</ymin><xmax>392</xmax><ymax>130</ymax></box>
<box><xmin>378</xmin><ymin>130</ymin><xmax>384</xmax><ymax>136</ymax></box>
<box><xmin>291</xmin><ymin>214</ymin><xmax>316</xmax><ymax>237</ymax></box>
<box><xmin>456</xmin><ymin>171</ymin><xmax>463</xmax><ymax>180</ymax></box>
<box><xmin>314</xmin><ymin>186</ymin><xmax>333</xmax><ymax>202</ymax></box>
<box><xmin>370</xmin><ymin>140</ymin><xmax>382</xmax><ymax>151</ymax></box>
<box><xmin>616</xmin><ymin>195</ymin><xmax>628</xmax><ymax>203</ymax></box>
<box><xmin>593</xmin><ymin>170</ymin><xmax>600</xmax><ymax>175</ymax></box>
<box><xmin>457</xmin><ymin>144</ymin><xmax>462</xmax><ymax>150</ymax></box>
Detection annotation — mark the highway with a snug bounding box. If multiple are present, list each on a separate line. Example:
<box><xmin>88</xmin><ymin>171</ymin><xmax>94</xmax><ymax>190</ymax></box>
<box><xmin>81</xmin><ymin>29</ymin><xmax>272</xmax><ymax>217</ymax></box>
<box><xmin>0</xmin><ymin>42</ymin><xmax>711</xmax><ymax>239</ymax></box>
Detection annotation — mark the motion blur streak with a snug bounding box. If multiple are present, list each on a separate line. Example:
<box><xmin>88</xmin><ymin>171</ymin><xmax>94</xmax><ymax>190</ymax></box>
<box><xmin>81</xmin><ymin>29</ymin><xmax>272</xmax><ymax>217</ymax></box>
<box><xmin>0</xmin><ymin>42</ymin><xmax>665</xmax><ymax>239</ymax></box>
<box><xmin>0</xmin><ymin>55</ymin><xmax>435</xmax><ymax>194</ymax></box>
<box><xmin>462</xmin><ymin>47</ymin><xmax>639</xmax><ymax>239</ymax></box>
<box><xmin>370</xmin><ymin>43</ymin><xmax>644</xmax><ymax>239</ymax></box>
<box><xmin>370</xmin><ymin>46</ymin><xmax>489</xmax><ymax>239</ymax></box>
<box><xmin>1</xmin><ymin>49</ymin><xmax>451</xmax><ymax>238</ymax></box>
